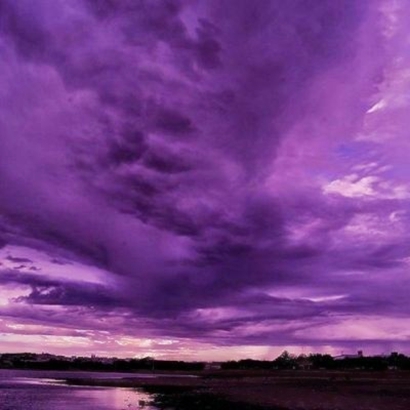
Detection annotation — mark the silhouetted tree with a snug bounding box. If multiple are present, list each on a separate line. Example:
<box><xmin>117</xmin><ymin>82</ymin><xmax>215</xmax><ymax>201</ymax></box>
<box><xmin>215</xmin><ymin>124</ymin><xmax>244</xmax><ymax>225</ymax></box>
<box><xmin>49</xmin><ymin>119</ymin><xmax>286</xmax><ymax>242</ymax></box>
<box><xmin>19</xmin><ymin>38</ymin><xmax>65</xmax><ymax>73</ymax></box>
<box><xmin>274</xmin><ymin>351</ymin><xmax>297</xmax><ymax>369</ymax></box>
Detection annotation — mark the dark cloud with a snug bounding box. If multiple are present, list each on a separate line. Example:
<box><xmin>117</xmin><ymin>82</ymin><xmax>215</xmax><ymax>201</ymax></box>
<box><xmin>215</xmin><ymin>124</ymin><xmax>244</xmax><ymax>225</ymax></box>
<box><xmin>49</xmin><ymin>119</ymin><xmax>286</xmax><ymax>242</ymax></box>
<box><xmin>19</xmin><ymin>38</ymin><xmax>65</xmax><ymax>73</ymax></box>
<box><xmin>154</xmin><ymin>110</ymin><xmax>194</xmax><ymax>135</ymax></box>
<box><xmin>17</xmin><ymin>283</ymin><xmax>117</xmax><ymax>308</ymax></box>
<box><xmin>50</xmin><ymin>258</ymin><xmax>72</xmax><ymax>266</ymax></box>
<box><xmin>0</xmin><ymin>237</ymin><xmax>7</xmax><ymax>249</ymax></box>
<box><xmin>107</xmin><ymin>130</ymin><xmax>148</xmax><ymax>166</ymax></box>
<box><xmin>1</xmin><ymin>0</ymin><xmax>407</xmax><ymax>355</ymax></box>
<box><xmin>142</xmin><ymin>150</ymin><xmax>192</xmax><ymax>174</ymax></box>
<box><xmin>0</xmin><ymin>268</ymin><xmax>118</xmax><ymax>309</ymax></box>
<box><xmin>6</xmin><ymin>255</ymin><xmax>33</xmax><ymax>264</ymax></box>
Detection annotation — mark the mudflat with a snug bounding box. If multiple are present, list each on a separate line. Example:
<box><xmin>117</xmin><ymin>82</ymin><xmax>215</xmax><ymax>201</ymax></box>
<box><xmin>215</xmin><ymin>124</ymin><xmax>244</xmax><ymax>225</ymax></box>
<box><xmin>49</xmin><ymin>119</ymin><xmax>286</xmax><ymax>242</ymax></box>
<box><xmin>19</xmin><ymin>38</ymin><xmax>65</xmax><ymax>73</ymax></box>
<box><xmin>64</xmin><ymin>370</ymin><xmax>410</xmax><ymax>410</ymax></box>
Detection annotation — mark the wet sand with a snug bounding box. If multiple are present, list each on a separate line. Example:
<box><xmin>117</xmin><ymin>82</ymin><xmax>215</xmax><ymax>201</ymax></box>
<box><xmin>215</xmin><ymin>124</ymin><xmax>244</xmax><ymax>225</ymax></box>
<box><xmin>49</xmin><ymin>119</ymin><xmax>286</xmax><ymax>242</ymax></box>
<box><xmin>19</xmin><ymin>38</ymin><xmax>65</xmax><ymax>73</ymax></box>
<box><xmin>64</xmin><ymin>370</ymin><xmax>410</xmax><ymax>410</ymax></box>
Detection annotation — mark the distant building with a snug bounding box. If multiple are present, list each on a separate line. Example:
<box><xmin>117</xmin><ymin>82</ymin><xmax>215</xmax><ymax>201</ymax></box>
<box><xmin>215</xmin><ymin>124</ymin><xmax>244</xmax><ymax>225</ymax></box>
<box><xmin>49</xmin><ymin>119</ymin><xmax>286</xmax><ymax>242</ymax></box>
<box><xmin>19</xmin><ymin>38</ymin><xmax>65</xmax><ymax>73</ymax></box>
<box><xmin>296</xmin><ymin>357</ymin><xmax>313</xmax><ymax>370</ymax></box>
<box><xmin>334</xmin><ymin>350</ymin><xmax>364</xmax><ymax>361</ymax></box>
<box><xmin>204</xmin><ymin>362</ymin><xmax>222</xmax><ymax>370</ymax></box>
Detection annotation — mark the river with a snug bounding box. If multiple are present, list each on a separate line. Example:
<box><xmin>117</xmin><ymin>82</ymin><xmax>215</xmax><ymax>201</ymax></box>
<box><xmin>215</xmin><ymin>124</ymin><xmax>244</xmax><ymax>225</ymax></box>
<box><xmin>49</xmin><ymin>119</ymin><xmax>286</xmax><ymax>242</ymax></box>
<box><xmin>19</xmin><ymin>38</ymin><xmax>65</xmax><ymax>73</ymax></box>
<box><xmin>0</xmin><ymin>369</ymin><xmax>159</xmax><ymax>410</ymax></box>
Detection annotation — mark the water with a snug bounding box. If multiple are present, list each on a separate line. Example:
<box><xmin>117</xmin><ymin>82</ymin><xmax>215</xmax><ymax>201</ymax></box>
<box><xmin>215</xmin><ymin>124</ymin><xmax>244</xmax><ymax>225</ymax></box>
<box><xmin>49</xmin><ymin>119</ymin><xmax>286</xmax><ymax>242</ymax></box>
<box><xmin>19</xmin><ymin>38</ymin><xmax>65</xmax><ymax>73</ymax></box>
<box><xmin>0</xmin><ymin>369</ymin><xmax>158</xmax><ymax>410</ymax></box>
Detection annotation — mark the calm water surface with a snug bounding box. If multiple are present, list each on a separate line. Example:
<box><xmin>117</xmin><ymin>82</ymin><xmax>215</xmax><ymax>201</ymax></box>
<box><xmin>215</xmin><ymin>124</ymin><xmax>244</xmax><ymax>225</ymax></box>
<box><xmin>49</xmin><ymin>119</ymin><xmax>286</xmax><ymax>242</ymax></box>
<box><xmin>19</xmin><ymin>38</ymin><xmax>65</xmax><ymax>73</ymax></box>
<box><xmin>0</xmin><ymin>369</ymin><xmax>158</xmax><ymax>410</ymax></box>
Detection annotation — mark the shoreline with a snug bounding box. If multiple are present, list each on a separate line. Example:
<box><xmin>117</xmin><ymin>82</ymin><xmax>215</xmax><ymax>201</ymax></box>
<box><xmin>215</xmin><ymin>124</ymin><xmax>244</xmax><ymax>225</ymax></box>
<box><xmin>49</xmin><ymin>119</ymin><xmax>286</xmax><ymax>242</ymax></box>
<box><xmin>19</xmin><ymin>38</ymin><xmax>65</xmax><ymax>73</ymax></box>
<box><xmin>61</xmin><ymin>370</ymin><xmax>410</xmax><ymax>410</ymax></box>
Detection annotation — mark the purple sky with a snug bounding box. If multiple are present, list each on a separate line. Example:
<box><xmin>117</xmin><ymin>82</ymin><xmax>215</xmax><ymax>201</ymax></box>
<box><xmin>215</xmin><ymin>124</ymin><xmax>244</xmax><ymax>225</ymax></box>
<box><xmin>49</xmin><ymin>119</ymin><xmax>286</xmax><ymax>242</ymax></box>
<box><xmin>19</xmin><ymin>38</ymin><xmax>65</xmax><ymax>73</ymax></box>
<box><xmin>0</xmin><ymin>0</ymin><xmax>410</xmax><ymax>360</ymax></box>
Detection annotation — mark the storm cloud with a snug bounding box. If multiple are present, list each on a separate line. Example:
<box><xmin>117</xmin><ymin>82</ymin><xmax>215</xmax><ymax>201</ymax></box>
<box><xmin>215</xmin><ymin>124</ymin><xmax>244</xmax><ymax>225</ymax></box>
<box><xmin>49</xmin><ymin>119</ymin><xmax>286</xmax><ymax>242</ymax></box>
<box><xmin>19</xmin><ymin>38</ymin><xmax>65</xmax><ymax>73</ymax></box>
<box><xmin>0</xmin><ymin>0</ymin><xmax>409</xmax><ymax>358</ymax></box>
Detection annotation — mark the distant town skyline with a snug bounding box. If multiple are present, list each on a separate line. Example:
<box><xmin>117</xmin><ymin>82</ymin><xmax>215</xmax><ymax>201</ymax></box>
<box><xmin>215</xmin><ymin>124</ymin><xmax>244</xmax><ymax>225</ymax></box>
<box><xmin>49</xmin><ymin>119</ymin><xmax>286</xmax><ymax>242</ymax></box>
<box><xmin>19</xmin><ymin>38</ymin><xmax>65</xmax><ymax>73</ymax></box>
<box><xmin>1</xmin><ymin>0</ymin><xmax>410</xmax><ymax>360</ymax></box>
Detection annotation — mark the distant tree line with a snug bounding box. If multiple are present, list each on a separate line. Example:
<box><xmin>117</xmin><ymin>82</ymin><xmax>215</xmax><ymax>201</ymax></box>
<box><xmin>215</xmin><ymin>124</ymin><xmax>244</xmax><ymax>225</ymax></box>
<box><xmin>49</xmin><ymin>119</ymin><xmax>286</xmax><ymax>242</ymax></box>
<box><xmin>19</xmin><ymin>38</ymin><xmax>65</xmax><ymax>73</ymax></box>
<box><xmin>221</xmin><ymin>351</ymin><xmax>410</xmax><ymax>371</ymax></box>
<box><xmin>2</xmin><ymin>351</ymin><xmax>410</xmax><ymax>372</ymax></box>
<box><xmin>0</xmin><ymin>354</ymin><xmax>204</xmax><ymax>372</ymax></box>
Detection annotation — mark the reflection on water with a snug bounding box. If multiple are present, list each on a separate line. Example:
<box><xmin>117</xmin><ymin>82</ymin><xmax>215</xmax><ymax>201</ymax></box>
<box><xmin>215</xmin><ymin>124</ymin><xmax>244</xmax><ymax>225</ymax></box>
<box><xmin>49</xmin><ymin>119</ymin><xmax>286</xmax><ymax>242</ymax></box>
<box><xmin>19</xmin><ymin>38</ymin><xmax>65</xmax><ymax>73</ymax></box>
<box><xmin>7</xmin><ymin>376</ymin><xmax>65</xmax><ymax>386</ymax></box>
<box><xmin>0</xmin><ymin>370</ymin><xmax>158</xmax><ymax>410</ymax></box>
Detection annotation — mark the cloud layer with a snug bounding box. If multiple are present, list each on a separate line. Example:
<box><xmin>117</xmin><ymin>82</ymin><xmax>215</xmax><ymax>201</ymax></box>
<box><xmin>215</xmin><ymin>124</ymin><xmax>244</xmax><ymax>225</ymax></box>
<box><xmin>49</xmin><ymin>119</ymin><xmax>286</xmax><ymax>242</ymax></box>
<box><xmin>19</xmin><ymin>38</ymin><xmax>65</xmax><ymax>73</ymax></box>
<box><xmin>0</xmin><ymin>0</ymin><xmax>409</xmax><ymax>358</ymax></box>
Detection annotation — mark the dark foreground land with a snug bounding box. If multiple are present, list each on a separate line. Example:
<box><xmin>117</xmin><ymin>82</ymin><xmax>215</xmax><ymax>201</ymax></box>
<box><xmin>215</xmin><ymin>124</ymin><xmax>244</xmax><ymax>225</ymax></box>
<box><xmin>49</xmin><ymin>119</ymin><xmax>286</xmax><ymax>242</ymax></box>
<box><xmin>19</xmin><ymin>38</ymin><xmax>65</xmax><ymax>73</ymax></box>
<box><xmin>64</xmin><ymin>370</ymin><xmax>410</xmax><ymax>410</ymax></box>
